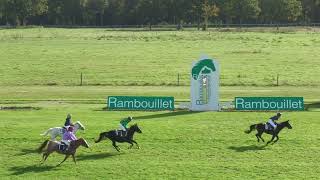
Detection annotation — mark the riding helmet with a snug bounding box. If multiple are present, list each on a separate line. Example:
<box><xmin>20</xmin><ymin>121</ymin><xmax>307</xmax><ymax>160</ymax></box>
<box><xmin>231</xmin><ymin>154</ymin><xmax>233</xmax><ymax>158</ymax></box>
<box><xmin>68</xmin><ymin>126</ymin><xmax>74</xmax><ymax>132</ymax></box>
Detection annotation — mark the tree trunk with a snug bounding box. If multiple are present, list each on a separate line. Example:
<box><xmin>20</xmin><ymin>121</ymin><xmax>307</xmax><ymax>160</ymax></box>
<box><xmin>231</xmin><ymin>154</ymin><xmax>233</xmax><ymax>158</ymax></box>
<box><xmin>197</xmin><ymin>14</ymin><xmax>200</xmax><ymax>30</ymax></box>
<box><xmin>203</xmin><ymin>16</ymin><xmax>208</xmax><ymax>31</ymax></box>
<box><xmin>23</xmin><ymin>17</ymin><xmax>27</xmax><ymax>26</ymax></box>
<box><xmin>100</xmin><ymin>13</ymin><xmax>103</xmax><ymax>26</ymax></box>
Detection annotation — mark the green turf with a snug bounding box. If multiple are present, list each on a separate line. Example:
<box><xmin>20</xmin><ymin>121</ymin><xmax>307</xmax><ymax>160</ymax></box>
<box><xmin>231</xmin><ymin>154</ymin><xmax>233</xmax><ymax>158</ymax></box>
<box><xmin>1</xmin><ymin>28</ymin><xmax>319</xmax><ymax>179</ymax></box>
<box><xmin>0</xmin><ymin>28</ymin><xmax>319</xmax><ymax>86</ymax></box>
<box><xmin>0</xmin><ymin>86</ymin><xmax>319</xmax><ymax>103</ymax></box>
<box><xmin>0</xmin><ymin>104</ymin><xmax>319</xmax><ymax>179</ymax></box>
<box><xmin>0</xmin><ymin>85</ymin><xmax>319</xmax><ymax>179</ymax></box>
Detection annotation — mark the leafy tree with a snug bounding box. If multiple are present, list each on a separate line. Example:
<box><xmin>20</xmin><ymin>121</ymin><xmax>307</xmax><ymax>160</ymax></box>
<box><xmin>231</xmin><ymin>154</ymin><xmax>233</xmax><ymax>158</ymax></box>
<box><xmin>301</xmin><ymin>0</ymin><xmax>320</xmax><ymax>22</ymax></box>
<box><xmin>223</xmin><ymin>0</ymin><xmax>260</xmax><ymax>24</ymax></box>
<box><xmin>260</xmin><ymin>0</ymin><xmax>302</xmax><ymax>23</ymax></box>
<box><xmin>202</xmin><ymin>0</ymin><xmax>219</xmax><ymax>30</ymax></box>
<box><xmin>6</xmin><ymin>0</ymin><xmax>48</xmax><ymax>25</ymax></box>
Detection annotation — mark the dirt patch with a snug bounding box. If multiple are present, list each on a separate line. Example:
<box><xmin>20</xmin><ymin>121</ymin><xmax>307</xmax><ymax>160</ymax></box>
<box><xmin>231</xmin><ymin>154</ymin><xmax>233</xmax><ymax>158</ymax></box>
<box><xmin>0</xmin><ymin>106</ymin><xmax>41</xmax><ymax>111</ymax></box>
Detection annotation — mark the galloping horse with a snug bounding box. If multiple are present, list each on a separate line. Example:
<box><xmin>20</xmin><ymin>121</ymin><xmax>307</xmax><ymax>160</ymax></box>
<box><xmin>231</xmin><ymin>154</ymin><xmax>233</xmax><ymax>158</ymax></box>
<box><xmin>245</xmin><ymin>120</ymin><xmax>292</xmax><ymax>145</ymax></box>
<box><xmin>37</xmin><ymin>138</ymin><xmax>89</xmax><ymax>166</ymax></box>
<box><xmin>40</xmin><ymin>121</ymin><xmax>85</xmax><ymax>140</ymax></box>
<box><xmin>95</xmin><ymin>124</ymin><xmax>142</xmax><ymax>152</ymax></box>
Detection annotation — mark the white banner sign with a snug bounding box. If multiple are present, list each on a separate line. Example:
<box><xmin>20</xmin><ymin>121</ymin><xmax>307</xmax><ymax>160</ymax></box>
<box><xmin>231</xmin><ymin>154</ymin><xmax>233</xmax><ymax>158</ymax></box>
<box><xmin>190</xmin><ymin>56</ymin><xmax>219</xmax><ymax>111</ymax></box>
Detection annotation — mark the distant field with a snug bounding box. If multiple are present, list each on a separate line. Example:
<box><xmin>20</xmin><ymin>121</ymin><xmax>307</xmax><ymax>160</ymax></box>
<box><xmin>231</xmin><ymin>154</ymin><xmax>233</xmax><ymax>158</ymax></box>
<box><xmin>0</xmin><ymin>85</ymin><xmax>319</xmax><ymax>103</ymax></box>
<box><xmin>0</xmin><ymin>28</ymin><xmax>319</xmax><ymax>86</ymax></box>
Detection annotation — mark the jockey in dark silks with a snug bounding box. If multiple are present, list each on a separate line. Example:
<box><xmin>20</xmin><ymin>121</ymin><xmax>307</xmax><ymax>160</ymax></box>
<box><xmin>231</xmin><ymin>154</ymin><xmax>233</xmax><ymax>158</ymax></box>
<box><xmin>267</xmin><ymin>112</ymin><xmax>282</xmax><ymax>130</ymax></box>
<box><xmin>64</xmin><ymin>114</ymin><xmax>74</xmax><ymax>129</ymax></box>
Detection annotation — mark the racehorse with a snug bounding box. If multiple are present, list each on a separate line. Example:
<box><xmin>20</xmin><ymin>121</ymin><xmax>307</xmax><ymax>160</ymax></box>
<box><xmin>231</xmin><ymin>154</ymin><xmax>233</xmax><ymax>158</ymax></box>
<box><xmin>40</xmin><ymin>121</ymin><xmax>85</xmax><ymax>140</ymax></box>
<box><xmin>245</xmin><ymin>120</ymin><xmax>292</xmax><ymax>145</ymax></box>
<box><xmin>37</xmin><ymin>138</ymin><xmax>89</xmax><ymax>166</ymax></box>
<box><xmin>95</xmin><ymin>124</ymin><xmax>142</xmax><ymax>152</ymax></box>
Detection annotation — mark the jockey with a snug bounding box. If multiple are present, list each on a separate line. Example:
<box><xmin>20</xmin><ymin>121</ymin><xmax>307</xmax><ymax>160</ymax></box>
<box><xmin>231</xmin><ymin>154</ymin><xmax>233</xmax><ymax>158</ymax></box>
<box><xmin>267</xmin><ymin>112</ymin><xmax>282</xmax><ymax>130</ymax></box>
<box><xmin>61</xmin><ymin>126</ymin><xmax>77</xmax><ymax>148</ymax></box>
<box><xmin>119</xmin><ymin>116</ymin><xmax>133</xmax><ymax>131</ymax></box>
<box><xmin>64</xmin><ymin>114</ymin><xmax>74</xmax><ymax>129</ymax></box>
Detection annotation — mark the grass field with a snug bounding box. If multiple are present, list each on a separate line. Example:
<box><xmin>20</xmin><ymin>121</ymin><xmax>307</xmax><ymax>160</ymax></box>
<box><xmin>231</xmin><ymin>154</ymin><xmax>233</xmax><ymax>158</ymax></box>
<box><xmin>1</xmin><ymin>104</ymin><xmax>320</xmax><ymax>179</ymax></box>
<box><xmin>0</xmin><ymin>86</ymin><xmax>319</xmax><ymax>179</ymax></box>
<box><xmin>0</xmin><ymin>28</ymin><xmax>320</xmax><ymax>179</ymax></box>
<box><xmin>0</xmin><ymin>28</ymin><xmax>319</xmax><ymax>86</ymax></box>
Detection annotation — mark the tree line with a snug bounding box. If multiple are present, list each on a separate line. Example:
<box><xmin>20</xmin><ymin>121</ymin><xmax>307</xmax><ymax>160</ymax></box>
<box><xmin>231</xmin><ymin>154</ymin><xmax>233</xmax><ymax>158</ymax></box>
<box><xmin>0</xmin><ymin>0</ymin><xmax>319</xmax><ymax>27</ymax></box>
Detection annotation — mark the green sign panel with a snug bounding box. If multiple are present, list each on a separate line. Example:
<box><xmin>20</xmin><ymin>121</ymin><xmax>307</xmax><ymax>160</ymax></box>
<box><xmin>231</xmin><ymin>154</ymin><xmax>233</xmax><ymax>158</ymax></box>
<box><xmin>235</xmin><ymin>97</ymin><xmax>304</xmax><ymax>111</ymax></box>
<box><xmin>108</xmin><ymin>96</ymin><xmax>174</xmax><ymax>111</ymax></box>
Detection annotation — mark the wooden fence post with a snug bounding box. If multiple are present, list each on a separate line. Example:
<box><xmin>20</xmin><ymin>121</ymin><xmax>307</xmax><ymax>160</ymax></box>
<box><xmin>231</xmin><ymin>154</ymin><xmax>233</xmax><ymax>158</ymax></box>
<box><xmin>80</xmin><ymin>72</ymin><xmax>83</xmax><ymax>86</ymax></box>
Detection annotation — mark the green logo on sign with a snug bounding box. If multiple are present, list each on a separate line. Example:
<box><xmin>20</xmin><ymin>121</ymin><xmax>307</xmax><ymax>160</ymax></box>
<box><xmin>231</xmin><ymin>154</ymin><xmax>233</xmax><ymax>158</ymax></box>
<box><xmin>192</xmin><ymin>59</ymin><xmax>216</xmax><ymax>80</ymax></box>
<box><xmin>235</xmin><ymin>97</ymin><xmax>304</xmax><ymax>111</ymax></box>
<box><xmin>108</xmin><ymin>96</ymin><xmax>174</xmax><ymax>111</ymax></box>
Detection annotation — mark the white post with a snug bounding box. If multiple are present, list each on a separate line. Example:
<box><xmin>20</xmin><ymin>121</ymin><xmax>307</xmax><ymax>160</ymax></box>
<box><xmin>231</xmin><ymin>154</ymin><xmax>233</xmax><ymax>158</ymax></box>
<box><xmin>190</xmin><ymin>56</ymin><xmax>219</xmax><ymax>111</ymax></box>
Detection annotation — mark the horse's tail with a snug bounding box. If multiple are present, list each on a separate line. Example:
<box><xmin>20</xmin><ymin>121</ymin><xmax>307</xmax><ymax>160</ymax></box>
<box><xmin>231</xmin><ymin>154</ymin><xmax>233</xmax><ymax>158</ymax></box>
<box><xmin>245</xmin><ymin>124</ymin><xmax>257</xmax><ymax>134</ymax></box>
<box><xmin>40</xmin><ymin>128</ymin><xmax>51</xmax><ymax>136</ymax></box>
<box><xmin>37</xmin><ymin>140</ymin><xmax>49</xmax><ymax>153</ymax></box>
<box><xmin>95</xmin><ymin>132</ymin><xmax>108</xmax><ymax>143</ymax></box>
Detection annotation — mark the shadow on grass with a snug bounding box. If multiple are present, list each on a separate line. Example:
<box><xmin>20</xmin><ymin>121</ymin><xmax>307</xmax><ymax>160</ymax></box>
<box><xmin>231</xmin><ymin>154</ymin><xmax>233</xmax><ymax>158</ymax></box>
<box><xmin>9</xmin><ymin>165</ymin><xmax>56</xmax><ymax>175</ymax></box>
<box><xmin>228</xmin><ymin>145</ymin><xmax>267</xmax><ymax>152</ymax></box>
<box><xmin>305</xmin><ymin>102</ymin><xmax>320</xmax><ymax>111</ymax></box>
<box><xmin>76</xmin><ymin>152</ymin><xmax>120</xmax><ymax>161</ymax></box>
<box><xmin>134</xmin><ymin>111</ymin><xmax>204</xmax><ymax>120</ymax></box>
<box><xmin>15</xmin><ymin>148</ymin><xmax>38</xmax><ymax>156</ymax></box>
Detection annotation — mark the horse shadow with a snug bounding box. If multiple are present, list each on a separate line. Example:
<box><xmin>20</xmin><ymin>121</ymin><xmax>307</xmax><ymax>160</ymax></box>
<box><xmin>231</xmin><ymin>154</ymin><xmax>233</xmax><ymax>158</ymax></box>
<box><xmin>15</xmin><ymin>148</ymin><xmax>38</xmax><ymax>156</ymax></box>
<box><xmin>228</xmin><ymin>145</ymin><xmax>267</xmax><ymax>152</ymax></box>
<box><xmin>9</xmin><ymin>165</ymin><xmax>56</xmax><ymax>175</ymax></box>
<box><xmin>134</xmin><ymin>111</ymin><xmax>203</xmax><ymax>120</ymax></box>
<box><xmin>76</xmin><ymin>152</ymin><xmax>120</xmax><ymax>161</ymax></box>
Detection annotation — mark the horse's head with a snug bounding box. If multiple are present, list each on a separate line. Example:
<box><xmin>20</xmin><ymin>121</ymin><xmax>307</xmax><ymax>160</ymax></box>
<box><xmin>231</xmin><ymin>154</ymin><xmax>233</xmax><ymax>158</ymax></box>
<box><xmin>130</xmin><ymin>123</ymin><xmax>142</xmax><ymax>134</ymax></box>
<box><xmin>284</xmin><ymin>120</ymin><xmax>292</xmax><ymax>129</ymax></box>
<box><xmin>78</xmin><ymin>138</ymin><xmax>90</xmax><ymax>148</ymax></box>
<box><xmin>75</xmin><ymin>121</ymin><xmax>85</xmax><ymax>131</ymax></box>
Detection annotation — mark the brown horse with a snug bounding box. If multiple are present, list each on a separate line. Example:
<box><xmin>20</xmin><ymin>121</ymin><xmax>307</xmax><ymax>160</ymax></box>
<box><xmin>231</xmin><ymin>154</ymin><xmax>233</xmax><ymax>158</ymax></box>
<box><xmin>37</xmin><ymin>138</ymin><xmax>89</xmax><ymax>166</ymax></box>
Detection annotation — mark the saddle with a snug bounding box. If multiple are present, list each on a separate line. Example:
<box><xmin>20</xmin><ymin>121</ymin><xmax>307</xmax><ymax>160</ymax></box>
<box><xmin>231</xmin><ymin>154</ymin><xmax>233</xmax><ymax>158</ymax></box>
<box><xmin>115</xmin><ymin>130</ymin><xmax>127</xmax><ymax>137</ymax></box>
<box><xmin>265</xmin><ymin>123</ymin><xmax>275</xmax><ymax>131</ymax></box>
<box><xmin>58</xmin><ymin>141</ymin><xmax>69</xmax><ymax>152</ymax></box>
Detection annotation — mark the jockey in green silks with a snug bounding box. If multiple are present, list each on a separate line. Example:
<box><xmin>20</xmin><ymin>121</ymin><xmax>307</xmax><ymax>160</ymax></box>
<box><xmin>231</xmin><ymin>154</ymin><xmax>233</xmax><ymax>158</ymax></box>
<box><xmin>119</xmin><ymin>116</ymin><xmax>133</xmax><ymax>131</ymax></box>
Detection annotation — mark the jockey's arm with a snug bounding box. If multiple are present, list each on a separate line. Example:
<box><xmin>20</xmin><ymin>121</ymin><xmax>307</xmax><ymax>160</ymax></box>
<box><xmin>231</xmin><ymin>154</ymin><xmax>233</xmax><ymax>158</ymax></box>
<box><xmin>70</xmin><ymin>133</ymin><xmax>77</xmax><ymax>140</ymax></box>
<box><xmin>268</xmin><ymin>119</ymin><xmax>277</xmax><ymax>128</ymax></box>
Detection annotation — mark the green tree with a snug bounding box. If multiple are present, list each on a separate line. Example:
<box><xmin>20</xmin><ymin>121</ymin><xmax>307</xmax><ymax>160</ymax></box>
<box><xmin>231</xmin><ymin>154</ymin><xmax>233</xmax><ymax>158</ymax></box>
<box><xmin>202</xmin><ymin>0</ymin><xmax>219</xmax><ymax>30</ymax></box>
<box><xmin>5</xmin><ymin>0</ymin><xmax>48</xmax><ymax>25</ymax></box>
<box><xmin>260</xmin><ymin>0</ymin><xmax>302</xmax><ymax>23</ymax></box>
<box><xmin>83</xmin><ymin>0</ymin><xmax>108</xmax><ymax>25</ymax></box>
<box><xmin>301</xmin><ymin>0</ymin><xmax>320</xmax><ymax>22</ymax></box>
<box><xmin>223</xmin><ymin>0</ymin><xmax>260</xmax><ymax>24</ymax></box>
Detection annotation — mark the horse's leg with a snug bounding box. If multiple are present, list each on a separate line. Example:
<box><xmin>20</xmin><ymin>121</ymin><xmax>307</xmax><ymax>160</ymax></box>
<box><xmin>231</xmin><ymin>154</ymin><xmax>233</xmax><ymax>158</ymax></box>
<box><xmin>112</xmin><ymin>141</ymin><xmax>120</xmax><ymax>152</ymax></box>
<box><xmin>131</xmin><ymin>140</ymin><xmax>140</xmax><ymax>149</ymax></box>
<box><xmin>72</xmin><ymin>154</ymin><xmax>76</xmax><ymax>164</ymax></box>
<box><xmin>272</xmin><ymin>135</ymin><xmax>279</xmax><ymax>144</ymax></box>
<box><xmin>57</xmin><ymin>155</ymin><xmax>70</xmax><ymax>166</ymax></box>
<box><xmin>41</xmin><ymin>153</ymin><xmax>46</xmax><ymax>163</ymax></box>
<box><xmin>256</xmin><ymin>129</ymin><xmax>263</xmax><ymax>142</ymax></box>
<box><xmin>41</xmin><ymin>152</ymin><xmax>50</xmax><ymax>164</ymax></box>
<box><xmin>267</xmin><ymin>134</ymin><xmax>276</xmax><ymax>145</ymax></box>
<box><xmin>258</xmin><ymin>130</ymin><xmax>265</xmax><ymax>142</ymax></box>
<box><xmin>255</xmin><ymin>134</ymin><xmax>260</xmax><ymax>142</ymax></box>
<box><xmin>128</xmin><ymin>141</ymin><xmax>134</xmax><ymax>149</ymax></box>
